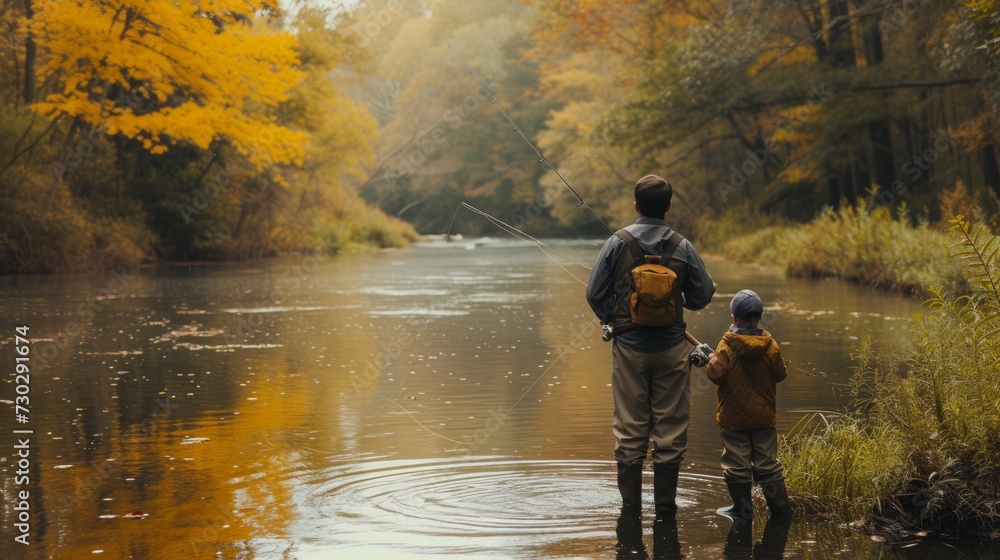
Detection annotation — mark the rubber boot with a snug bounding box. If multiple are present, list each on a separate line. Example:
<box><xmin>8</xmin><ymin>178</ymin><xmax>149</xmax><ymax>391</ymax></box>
<box><xmin>723</xmin><ymin>515</ymin><xmax>753</xmax><ymax>560</ymax></box>
<box><xmin>717</xmin><ymin>481</ymin><xmax>753</xmax><ymax>522</ymax></box>
<box><xmin>761</xmin><ymin>479</ymin><xmax>792</xmax><ymax>518</ymax></box>
<box><xmin>755</xmin><ymin>512</ymin><xmax>791</xmax><ymax>560</ymax></box>
<box><xmin>615</xmin><ymin>506</ymin><xmax>647</xmax><ymax>559</ymax></box>
<box><xmin>617</xmin><ymin>462</ymin><xmax>643</xmax><ymax>509</ymax></box>
<box><xmin>652</xmin><ymin>512</ymin><xmax>682</xmax><ymax>560</ymax></box>
<box><xmin>653</xmin><ymin>463</ymin><xmax>680</xmax><ymax>515</ymax></box>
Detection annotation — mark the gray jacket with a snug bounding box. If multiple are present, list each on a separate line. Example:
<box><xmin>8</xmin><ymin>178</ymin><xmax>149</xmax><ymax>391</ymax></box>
<box><xmin>586</xmin><ymin>216</ymin><xmax>715</xmax><ymax>352</ymax></box>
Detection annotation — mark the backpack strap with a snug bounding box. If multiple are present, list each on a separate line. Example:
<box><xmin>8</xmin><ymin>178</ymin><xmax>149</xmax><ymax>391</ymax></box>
<box><xmin>661</xmin><ymin>231</ymin><xmax>684</xmax><ymax>260</ymax></box>
<box><xmin>615</xmin><ymin>229</ymin><xmax>684</xmax><ymax>263</ymax></box>
<box><xmin>614</xmin><ymin>229</ymin><xmax>646</xmax><ymax>266</ymax></box>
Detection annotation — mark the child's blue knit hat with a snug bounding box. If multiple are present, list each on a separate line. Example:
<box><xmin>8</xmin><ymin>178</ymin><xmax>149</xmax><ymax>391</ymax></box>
<box><xmin>731</xmin><ymin>289</ymin><xmax>763</xmax><ymax>321</ymax></box>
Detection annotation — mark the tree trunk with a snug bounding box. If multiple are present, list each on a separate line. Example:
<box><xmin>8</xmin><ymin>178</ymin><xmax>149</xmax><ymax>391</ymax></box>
<box><xmin>828</xmin><ymin>176</ymin><xmax>842</xmax><ymax>207</ymax></box>
<box><xmin>983</xmin><ymin>143</ymin><xmax>1000</xmax><ymax>202</ymax></box>
<box><xmin>23</xmin><ymin>0</ymin><xmax>36</xmax><ymax>104</ymax></box>
<box><xmin>861</xmin><ymin>9</ymin><xmax>897</xmax><ymax>191</ymax></box>
<box><xmin>827</xmin><ymin>0</ymin><xmax>857</xmax><ymax>68</ymax></box>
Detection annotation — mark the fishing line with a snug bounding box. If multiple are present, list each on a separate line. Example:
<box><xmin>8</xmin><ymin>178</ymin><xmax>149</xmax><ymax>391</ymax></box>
<box><xmin>370</xmin><ymin>317</ymin><xmax>434</xmax><ymax>419</ymax></box>
<box><xmin>375</xmin><ymin>14</ymin><xmax>705</xmax><ymax>446</ymax></box>
<box><xmin>424</xmin><ymin>14</ymin><xmax>614</xmax><ymax>235</ymax></box>
<box><xmin>447</xmin><ymin>202</ymin><xmax>593</xmax><ymax>284</ymax></box>
<box><xmin>370</xmin><ymin>394</ymin><xmax>468</xmax><ymax>446</ymax></box>
<box><xmin>493</xmin><ymin>316</ymin><xmax>598</xmax><ymax>426</ymax></box>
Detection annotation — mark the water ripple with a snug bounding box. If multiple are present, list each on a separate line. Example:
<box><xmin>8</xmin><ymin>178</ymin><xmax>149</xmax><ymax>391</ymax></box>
<box><xmin>301</xmin><ymin>458</ymin><xmax>722</xmax><ymax>544</ymax></box>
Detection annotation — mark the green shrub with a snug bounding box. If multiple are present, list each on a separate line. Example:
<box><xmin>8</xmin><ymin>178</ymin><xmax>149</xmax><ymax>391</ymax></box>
<box><xmin>781</xmin><ymin>216</ymin><xmax>1000</xmax><ymax>537</ymax></box>
<box><xmin>697</xmin><ymin>199</ymin><xmax>967</xmax><ymax>296</ymax></box>
<box><xmin>311</xmin><ymin>201</ymin><xmax>419</xmax><ymax>253</ymax></box>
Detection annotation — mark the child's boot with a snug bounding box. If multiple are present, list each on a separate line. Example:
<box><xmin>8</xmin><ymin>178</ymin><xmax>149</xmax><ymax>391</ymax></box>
<box><xmin>717</xmin><ymin>481</ymin><xmax>753</xmax><ymax>521</ymax></box>
<box><xmin>762</xmin><ymin>479</ymin><xmax>792</xmax><ymax>518</ymax></box>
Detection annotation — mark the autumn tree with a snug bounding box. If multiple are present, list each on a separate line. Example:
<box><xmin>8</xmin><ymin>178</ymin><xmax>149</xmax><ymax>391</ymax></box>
<box><xmin>526</xmin><ymin>0</ymin><xmax>996</xmax><ymax>225</ymax></box>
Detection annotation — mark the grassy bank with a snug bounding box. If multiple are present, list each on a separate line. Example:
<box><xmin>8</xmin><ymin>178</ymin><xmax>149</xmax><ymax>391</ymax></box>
<box><xmin>697</xmin><ymin>198</ymin><xmax>968</xmax><ymax>296</ymax></box>
<box><xmin>779</xmin><ymin>217</ymin><xmax>1000</xmax><ymax>539</ymax></box>
<box><xmin>0</xmin><ymin>180</ymin><xmax>418</xmax><ymax>274</ymax></box>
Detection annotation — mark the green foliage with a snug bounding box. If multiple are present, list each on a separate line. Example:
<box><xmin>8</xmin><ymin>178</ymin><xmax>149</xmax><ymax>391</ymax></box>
<box><xmin>780</xmin><ymin>216</ymin><xmax>1000</xmax><ymax>536</ymax></box>
<box><xmin>311</xmin><ymin>199</ymin><xmax>419</xmax><ymax>253</ymax></box>
<box><xmin>780</xmin><ymin>413</ymin><xmax>907</xmax><ymax>521</ymax></box>
<box><xmin>699</xmin><ymin>199</ymin><xmax>967</xmax><ymax>296</ymax></box>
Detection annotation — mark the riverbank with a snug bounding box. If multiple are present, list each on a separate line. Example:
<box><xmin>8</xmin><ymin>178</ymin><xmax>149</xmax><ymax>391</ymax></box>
<box><xmin>0</xmin><ymin>183</ymin><xmax>418</xmax><ymax>274</ymax></box>
<box><xmin>778</xmin><ymin>216</ymin><xmax>1000</xmax><ymax>540</ymax></box>
<box><xmin>696</xmin><ymin>200</ymin><xmax>969</xmax><ymax>297</ymax></box>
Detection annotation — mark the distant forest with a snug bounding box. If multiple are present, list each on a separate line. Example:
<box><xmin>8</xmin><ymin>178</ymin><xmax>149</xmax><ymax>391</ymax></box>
<box><xmin>1</xmin><ymin>0</ymin><xmax>998</xmax><ymax>271</ymax></box>
<box><xmin>354</xmin><ymin>0</ymin><xmax>1000</xmax><ymax>238</ymax></box>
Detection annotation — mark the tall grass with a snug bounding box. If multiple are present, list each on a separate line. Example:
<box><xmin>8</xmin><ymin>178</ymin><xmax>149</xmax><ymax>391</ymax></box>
<box><xmin>780</xmin><ymin>216</ymin><xmax>1000</xmax><ymax>537</ymax></box>
<box><xmin>697</xmin><ymin>198</ymin><xmax>967</xmax><ymax>296</ymax></box>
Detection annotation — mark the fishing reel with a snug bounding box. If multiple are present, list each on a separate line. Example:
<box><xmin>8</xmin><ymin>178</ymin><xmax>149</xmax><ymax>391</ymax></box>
<box><xmin>689</xmin><ymin>343</ymin><xmax>714</xmax><ymax>368</ymax></box>
<box><xmin>601</xmin><ymin>324</ymin><xmax>614</xmax><ymax>342</ymax></box>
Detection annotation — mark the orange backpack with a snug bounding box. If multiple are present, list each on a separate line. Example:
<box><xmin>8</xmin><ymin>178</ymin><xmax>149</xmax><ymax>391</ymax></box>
<box><xmin>615</xmin><ymin>229</ymin><xmax>683</xmax><ymax>326</ymax></box>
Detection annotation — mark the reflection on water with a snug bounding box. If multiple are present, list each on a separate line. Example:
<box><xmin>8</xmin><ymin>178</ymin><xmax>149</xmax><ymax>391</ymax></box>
<box><xmin>0</xmin><ymin>241</ymin><xmax>997</xmax><ymax>559</ymax></box>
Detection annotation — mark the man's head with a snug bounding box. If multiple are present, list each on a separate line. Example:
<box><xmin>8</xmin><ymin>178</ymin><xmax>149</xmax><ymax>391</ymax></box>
<box><xmin>634</xmin><ymin>175</ymin><xmax>673</xmax><ymax>219</ymax></box>
<box><xmin>730</xmin><ymin>289</ymin><xmax>763</xmax><ymax>328</ymax></box>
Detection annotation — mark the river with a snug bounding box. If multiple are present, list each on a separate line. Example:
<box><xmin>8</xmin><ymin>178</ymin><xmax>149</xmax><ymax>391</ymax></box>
<box><xmin>0</xmin><ymin>239</ymin><xmax>996</xmax><ymax>559</ymax></box>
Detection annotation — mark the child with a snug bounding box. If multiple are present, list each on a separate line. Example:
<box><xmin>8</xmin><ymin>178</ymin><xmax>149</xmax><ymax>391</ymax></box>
<box><xmin>705</xmin><ymin>289</ymin><xmax>791</xmax><ymax>520</ymax></box>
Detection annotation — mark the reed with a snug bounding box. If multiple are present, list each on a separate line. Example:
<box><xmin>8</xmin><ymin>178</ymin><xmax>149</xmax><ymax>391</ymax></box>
<box><xmin>697</xmin><ymin>197</ymin><xmax>967</xmax><ymax>296</ymax></box>
<box><xmin>779</xmin><ymin>216</ymin><xmax>1000</xmax><ymax>538</ymax></box>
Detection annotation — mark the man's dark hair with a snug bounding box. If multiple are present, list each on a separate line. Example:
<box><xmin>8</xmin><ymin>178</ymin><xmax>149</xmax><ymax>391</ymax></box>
<box><xmin>634</xmin><ymin>175</ymin><xmax>673</xmax><ymax>218</ymax></box>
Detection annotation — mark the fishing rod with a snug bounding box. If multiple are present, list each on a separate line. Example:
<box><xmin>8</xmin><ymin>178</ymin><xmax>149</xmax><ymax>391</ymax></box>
<box><xmin>446</xmin><ymin>202</ymin><xmax>594</xmax><ymax>277</ymax></box>
<box><xmin>424</xmin><ymin>16</ymin><xmax>613</xmax><ymax>235</ymax></box>
<box><xmin>446</xmin><ymin>202</ymin><xmax>708</xmax><ymax>360</ymax></box>
<box><xmin>426</xmin><ymin>16</ymin><xmax>710</xmax><ymax>364</ymax></box>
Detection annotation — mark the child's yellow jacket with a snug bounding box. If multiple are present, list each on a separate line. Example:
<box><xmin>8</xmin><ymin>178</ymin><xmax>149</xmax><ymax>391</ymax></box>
<box><xmin>706</xmin><ymin>330</ymin><xmax>787</xmax><ymax>430</ymax></box>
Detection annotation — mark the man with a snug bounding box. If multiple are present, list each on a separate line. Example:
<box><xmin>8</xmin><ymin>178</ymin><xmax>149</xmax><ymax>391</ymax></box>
<box><xmin>586</xmin><ymin>174</ymin><xmax>715</xmax><ymax>515</ymax></box>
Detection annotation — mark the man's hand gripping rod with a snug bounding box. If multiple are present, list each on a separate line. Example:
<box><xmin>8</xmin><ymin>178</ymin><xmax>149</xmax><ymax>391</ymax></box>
<box><xmin>603</xmin><ymin>326</ymin><xmax>712</xmax><ymax>367</ymax></box>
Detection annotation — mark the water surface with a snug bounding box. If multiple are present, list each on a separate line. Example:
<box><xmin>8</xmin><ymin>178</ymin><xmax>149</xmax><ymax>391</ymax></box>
<box><xmin>0</xmin><ymin>240</ymin><xmax>995</xmax><ymax>559</ymax></box>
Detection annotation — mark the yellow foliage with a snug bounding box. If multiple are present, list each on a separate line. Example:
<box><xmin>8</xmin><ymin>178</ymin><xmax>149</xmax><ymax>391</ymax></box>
<box><xmin>746</xmin><ymin>44</ymin><xmax>814</xmax><ymax>76</ymax></box>
<box><xmin>30</xmin><ymin>0</ymin><xmax>306</xmax><ymax>169</ymax></box>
